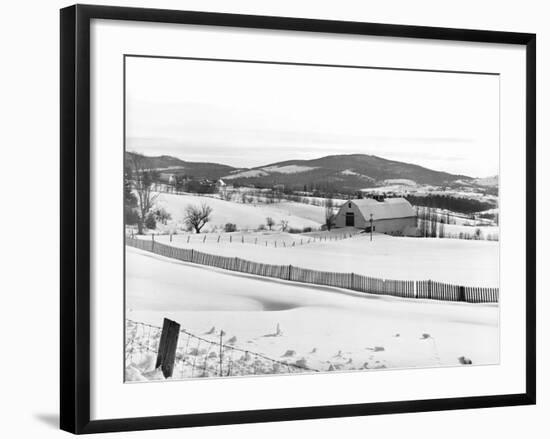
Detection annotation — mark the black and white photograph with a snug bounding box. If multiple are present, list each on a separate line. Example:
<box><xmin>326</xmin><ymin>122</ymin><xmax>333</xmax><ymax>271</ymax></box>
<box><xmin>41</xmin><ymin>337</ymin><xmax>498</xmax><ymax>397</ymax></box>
<box><xmin>0</xmin><ymin>0</ymin><xmax>543</xmax><ymax>436</ymax></box>
<box><xmin>124</xmin><ymin>55</ymin><xmax>501</xmax><ymax>382</ymax></box>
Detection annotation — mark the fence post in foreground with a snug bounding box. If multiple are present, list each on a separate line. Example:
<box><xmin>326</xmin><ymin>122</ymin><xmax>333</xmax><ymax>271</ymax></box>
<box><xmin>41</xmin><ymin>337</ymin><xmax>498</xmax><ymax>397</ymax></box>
<box><xmin>459</xmin><ymin>286</ymin><xmax>466</xmax><ymax>302</ymax></box>
<box><xmin>155</xmin><ymin>318</ymin><xmax>181</xmax><ymax>378</ymax></box>
<box><xmin>288</xmin><ymin>265</ymin><xmax>292</xmax><ymax>280</ymax></box>
<box><xmin>152</xmin><ymin>233</ymin><xmax>155</xmax><ymax>251</ymax></box>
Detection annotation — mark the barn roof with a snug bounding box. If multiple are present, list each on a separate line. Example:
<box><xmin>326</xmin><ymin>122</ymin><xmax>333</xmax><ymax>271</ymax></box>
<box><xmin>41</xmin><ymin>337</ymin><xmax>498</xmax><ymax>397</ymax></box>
<box><xmin>346</xmin><ymin>197</ymin><xmax>415</xmax><ymax>221</ymax></box>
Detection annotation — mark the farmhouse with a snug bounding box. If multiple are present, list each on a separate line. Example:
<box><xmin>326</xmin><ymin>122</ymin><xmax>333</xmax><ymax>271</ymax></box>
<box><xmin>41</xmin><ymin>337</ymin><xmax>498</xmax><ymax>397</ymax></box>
<box><xmin>334</xmin><ymin>197</ymin><xmax>417</xmax><ymax>235</ymax></box>
<box><xmin>158</xmin><ymin>172</ymin><xmax>176</xmax><ymax>185</ymax></box>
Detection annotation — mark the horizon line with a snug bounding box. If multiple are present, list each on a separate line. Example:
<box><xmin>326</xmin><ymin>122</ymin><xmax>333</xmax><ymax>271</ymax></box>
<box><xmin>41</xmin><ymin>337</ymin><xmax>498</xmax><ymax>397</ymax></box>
<box><xmin>125</xmin><ymin>150</ymin><xmax>498</xmax><ymax>179</ymax></box>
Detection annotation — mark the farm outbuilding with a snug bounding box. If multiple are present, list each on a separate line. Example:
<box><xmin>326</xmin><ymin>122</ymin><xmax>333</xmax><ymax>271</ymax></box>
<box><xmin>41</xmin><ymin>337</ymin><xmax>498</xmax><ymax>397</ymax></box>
<box><xmin>334</xmin><ymin>197</ymin><xmax>418</xmax><ymax>236</ymax></box>
<box><xmin>158</xmin><ymin>172</ymin><xmax>176</xmax><ymax>185</ymax></box>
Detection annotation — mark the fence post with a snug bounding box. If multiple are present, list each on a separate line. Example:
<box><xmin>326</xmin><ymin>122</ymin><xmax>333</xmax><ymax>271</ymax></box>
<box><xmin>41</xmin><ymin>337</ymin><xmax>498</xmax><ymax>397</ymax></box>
<box><xmin>459</xmin><ymin>286</ymin><xmax>466</xmax><ymax>302</ymax></box>
<box><xmin>428</xmin><ymin>280</ymin><xmax>432</xmax><ymax>299</ymax></box>
<box><xmin>155</xmin><ymin>318</ymin><xmax>181</xmax><ymax>378</ymax></box>
<box><xmin>152</xmin><ymin>233</ymin><xmax>155</xmax><ymax>251</ymax></box>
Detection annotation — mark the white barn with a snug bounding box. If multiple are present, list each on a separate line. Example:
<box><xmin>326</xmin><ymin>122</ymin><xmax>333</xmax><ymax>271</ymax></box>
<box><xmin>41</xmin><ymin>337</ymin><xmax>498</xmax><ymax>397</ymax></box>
<box><xmin>158</xmin><ymin>172</ymin><xmax>176</xmax><ymax>185</ymax></box>
<box><xmin>334</xmin><ymin>197</ymin><xmax>417</xmax><ymax>236</ymax></box>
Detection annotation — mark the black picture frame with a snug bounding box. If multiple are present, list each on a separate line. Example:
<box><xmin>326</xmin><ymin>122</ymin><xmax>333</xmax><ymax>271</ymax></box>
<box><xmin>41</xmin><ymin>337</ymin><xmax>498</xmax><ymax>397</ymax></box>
<box><xmin>60</xmin><ymin>4</ymin><xmax>536</xmax><ymax>434</ymax></box>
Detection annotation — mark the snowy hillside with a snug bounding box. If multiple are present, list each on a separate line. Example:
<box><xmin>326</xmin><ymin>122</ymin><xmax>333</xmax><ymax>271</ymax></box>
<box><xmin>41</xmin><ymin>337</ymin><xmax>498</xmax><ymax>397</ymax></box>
<box><xmin>141</xmin><ymin>232</ymin><xmax>499</xmax><ymax>287</ymax></box>
<box><xmin>154</xmin><ymin>192</ymin><xmax>325</xmax><ymax>231</ymax></box>
<box><xmin>125</xmin><ymin>247</ymin><xmax>499</xmax><ymax>381</ymax></box>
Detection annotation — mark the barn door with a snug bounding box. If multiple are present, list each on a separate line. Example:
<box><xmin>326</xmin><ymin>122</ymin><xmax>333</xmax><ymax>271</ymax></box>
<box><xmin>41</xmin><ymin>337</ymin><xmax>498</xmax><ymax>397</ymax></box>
<box><xmin>345</xmin><ymin>212</ymin><xmax>354</xmax><ymax>227</ymax></box>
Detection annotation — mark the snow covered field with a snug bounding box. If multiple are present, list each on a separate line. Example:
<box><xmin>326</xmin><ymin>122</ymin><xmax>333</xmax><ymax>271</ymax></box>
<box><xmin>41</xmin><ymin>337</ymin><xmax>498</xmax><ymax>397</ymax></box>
<box><xmin>442</xmin><ymin>223</ymin><xmax>499</xmax><ymax>240</ymax></box>
<box><xmin>125</xmin><ymin>247</ymin><xmax>499</xmax><ymax>381</ymax></box>
<box><xmin>361</xmin><ymin>182</ymin><xmax>498</xmax><ymax>204</ymax></box>
<box><xmin>154</xmin><ymin>192</ymin><xmax>324</xmax><ymax>231</ymax></box>
<box><xmin>146</xmin><ymin>192</ymin><xmax>499</xmax><ymax>241</ymax></box>
<box><xmin>143</xmin><ymin>232</ymin><xmax>499</xmax><ymax>287</ymax></box>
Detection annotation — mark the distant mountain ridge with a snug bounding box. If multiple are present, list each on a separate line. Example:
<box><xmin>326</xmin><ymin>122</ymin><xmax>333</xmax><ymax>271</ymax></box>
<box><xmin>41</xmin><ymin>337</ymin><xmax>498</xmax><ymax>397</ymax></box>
<box><xmin>126</xmin><ymin>151</ymin><xmax>493</xmax><ymax>192</ymax></box>
<box><xmin>125</xmin><ymin>152</ymin><xmax>237</xmax><ymax>180</ymax></box>
<box><xmin>221</xmin><ymin>154</ymin><xmax>477</xmax><ymax>192</ymax></box>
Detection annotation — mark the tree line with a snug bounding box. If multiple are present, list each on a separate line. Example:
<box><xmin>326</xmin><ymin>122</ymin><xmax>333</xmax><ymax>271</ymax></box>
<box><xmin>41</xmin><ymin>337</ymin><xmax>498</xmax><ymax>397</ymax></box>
<box><xmin>405</xmin><ymin>194</ymin><xmax>494</xmax><ymax>214</ymax></box>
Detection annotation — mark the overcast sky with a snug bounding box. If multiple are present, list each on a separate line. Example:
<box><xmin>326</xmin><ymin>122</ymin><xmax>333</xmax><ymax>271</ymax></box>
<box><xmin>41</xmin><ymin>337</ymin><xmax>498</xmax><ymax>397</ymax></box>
<box><xmin>125</xmin><ymin>56</ymin><xmax>499</xmax><ymax>178</ymax></box>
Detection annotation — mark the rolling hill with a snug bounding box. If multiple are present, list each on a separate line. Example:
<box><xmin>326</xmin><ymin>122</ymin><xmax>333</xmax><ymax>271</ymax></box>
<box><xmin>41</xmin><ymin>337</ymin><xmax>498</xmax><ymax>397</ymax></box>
<box><xmin>223</xmin><ymin>154</ymin><xmax>473</xmax><ymax>192</ymax></box>
<box><xmin>125</xmin><ymin>152</ymin><xmax>237</xmax><ymax>180</ymax></box>
<box><xmin>126</xmin><ymin>152</ymin><xmax>484</xmax><ymax>193</ymax></box>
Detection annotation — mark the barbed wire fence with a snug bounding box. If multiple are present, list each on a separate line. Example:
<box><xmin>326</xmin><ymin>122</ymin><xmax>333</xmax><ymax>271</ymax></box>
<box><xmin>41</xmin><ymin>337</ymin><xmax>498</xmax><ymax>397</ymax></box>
<box><xmin>126</xmin><ymin>319</ymin><xmax>319</xmax><ymax>380</ymax></box>
<box><xmin>127</xmin><ymin>229</ymin><xmax>361</xmax><ymax>248</ymax></box>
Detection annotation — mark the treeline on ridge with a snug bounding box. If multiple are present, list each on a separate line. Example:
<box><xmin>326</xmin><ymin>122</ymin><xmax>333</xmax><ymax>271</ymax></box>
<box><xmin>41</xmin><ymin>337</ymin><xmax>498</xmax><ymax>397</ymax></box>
<box><xmin>405</xmin><ymin>194</ymin><xmax>495</xmax><ymax>214</ymax></box>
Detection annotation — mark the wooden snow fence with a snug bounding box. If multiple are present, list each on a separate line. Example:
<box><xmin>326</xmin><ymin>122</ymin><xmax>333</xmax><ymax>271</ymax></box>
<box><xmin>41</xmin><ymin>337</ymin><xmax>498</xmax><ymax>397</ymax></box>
<box><xmin>125</xmin><ymin>236</ymin><xmax>498</xmax><ymax>303</ymax></box>
<box><xmin>417</xmin><ymin>280</ymin><xmax>462</xmax><ymax>301</ymax></box>
<box><xmin>416</xmin><ymin>280</ymin><xmax>499</xmax><ymax>303</ymax></box>
<box><xmin>290</xmin><ymin>266</ymin><xmax>352</xmax><ymax>289</ymax></box>
<box><xmin>464</xmin><ymin>286</ymin><xmax>499</xmax><ymax>303</ymax></box>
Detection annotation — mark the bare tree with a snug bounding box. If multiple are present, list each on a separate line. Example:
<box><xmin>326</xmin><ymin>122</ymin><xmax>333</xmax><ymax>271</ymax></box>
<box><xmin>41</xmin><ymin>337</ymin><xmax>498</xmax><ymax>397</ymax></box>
<box><xmin>124</xmin><ymin>166</ymin><xmax>139</xmax><ymax>226</ymax></box>
<box><xmin>430</xmin><ymin>208</ymin><xmax>438</xmax><ymax>238</ymax></box>
<box><xmin>154</xmin><ymin>207</ymin><xmax>172</xmax><ymax>225</ymax></box>
<box><xmin>266</xmin><ymin>217</ymin><xmax>275</xmax><ymax>230</ymax></box>
<box><xmin>128</xmin><ymin>152</ymin><xmax>159</xmax><ymax>234</ymax></box>
<box><xmin>438</xmin><ymin>221</ymin><xmax>445</xmax><ymax>239</ymax></box>
<box><xmin>221</xmin><ymin>190</ymin><xmax>233</xmax><ymax>201</ymax></box>
<box><xmin>325</xmin><ymin>198</ymin><xmax>336</xmax><ymax>231</ymax></box>
<box><xmin>280</xmin><ymin>219</ymin><xmax>289</xmax><ymax>232</ymax></box>
<box><xmin>184</xmin><ymin>203</ymin><xmax>213</xmax><ymax>233</ymax></box>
